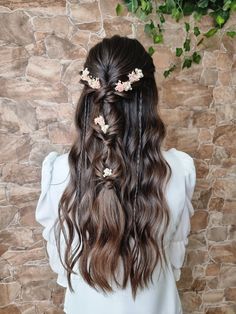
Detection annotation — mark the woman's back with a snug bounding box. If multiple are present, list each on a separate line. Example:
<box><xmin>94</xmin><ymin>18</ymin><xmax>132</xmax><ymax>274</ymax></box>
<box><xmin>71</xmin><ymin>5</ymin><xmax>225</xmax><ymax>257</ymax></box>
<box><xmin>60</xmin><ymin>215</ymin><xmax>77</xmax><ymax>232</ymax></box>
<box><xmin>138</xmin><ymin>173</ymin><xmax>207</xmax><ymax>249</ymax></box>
<box><xmin>35</xmin><ymin>147</ymin><xmax>196</xmax><ymax>314</ymax></box>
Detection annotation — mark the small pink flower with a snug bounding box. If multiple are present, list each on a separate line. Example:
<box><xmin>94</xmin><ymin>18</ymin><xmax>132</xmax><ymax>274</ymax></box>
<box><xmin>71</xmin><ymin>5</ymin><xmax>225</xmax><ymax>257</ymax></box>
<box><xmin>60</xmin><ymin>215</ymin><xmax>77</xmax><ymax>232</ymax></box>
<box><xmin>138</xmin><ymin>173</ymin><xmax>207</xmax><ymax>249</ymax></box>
<box><xmin>94</xmin><ymin>115</ymin><xmax>109</xmax><ymax>133</ymax></box>
<box><xmin>115</xmin><ymin>81</ymin><xmax>124</xmax><ymax>92</ymax></box>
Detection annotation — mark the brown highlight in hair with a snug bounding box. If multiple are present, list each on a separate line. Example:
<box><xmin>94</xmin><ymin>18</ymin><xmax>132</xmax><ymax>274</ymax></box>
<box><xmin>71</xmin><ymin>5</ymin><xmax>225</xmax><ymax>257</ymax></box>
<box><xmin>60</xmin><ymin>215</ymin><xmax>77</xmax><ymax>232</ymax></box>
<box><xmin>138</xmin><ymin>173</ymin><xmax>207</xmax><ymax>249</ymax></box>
<box><xmin>53</xmin><ymin>35</ymin><xmax>172</xmax><ymax>301</ymax></box>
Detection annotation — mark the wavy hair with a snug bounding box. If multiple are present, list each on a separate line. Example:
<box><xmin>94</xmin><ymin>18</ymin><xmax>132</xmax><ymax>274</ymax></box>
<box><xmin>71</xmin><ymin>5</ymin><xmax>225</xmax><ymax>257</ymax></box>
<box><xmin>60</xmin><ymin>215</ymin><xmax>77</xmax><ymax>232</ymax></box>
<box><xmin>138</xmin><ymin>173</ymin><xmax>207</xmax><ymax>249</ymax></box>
<box><xmin>54</xmin><ymin>35</ymin><xmax>172</xmax><ymax>300</ymax></box>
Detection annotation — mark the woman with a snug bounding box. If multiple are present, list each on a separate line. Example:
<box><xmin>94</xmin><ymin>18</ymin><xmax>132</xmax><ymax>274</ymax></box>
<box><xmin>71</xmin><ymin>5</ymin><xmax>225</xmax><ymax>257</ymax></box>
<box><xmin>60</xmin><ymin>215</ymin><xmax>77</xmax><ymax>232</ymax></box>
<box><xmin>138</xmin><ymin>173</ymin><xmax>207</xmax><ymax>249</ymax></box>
<box><xmin>35</xmin><ymin>35</ymin><xmax>196</xmax><ymax>314</ymax></box>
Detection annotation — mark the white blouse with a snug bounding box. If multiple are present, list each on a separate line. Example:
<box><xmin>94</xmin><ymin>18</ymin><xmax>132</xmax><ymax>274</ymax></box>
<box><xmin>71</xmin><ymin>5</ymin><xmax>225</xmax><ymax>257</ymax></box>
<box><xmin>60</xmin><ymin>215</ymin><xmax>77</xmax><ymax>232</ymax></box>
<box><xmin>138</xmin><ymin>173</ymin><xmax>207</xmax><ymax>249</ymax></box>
<box><xmin>35</xmin><ymin>147</ymin><xmax>196</xmax><ymax>314</ymax></box>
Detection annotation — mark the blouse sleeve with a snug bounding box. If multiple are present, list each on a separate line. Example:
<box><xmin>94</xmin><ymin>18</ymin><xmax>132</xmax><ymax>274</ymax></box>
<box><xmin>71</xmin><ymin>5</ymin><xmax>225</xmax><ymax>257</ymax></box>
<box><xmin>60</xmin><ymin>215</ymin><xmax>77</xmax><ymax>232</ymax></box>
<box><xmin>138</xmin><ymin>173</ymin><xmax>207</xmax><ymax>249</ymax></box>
<box><xmin>35</xmin><ymin>151</ymin><xmax>68</xmax><ymax>288</ymax></box>
<box><xmin>167</xmin><ymin>150</ymin><xmax>197</xmax><ymax>281</ymax></box>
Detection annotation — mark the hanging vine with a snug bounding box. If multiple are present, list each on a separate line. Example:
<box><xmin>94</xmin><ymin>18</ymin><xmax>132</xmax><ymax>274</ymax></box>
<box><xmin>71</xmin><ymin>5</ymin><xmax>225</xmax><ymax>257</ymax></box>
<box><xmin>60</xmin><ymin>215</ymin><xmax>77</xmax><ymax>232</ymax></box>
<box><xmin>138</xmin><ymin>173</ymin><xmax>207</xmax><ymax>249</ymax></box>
<box><xmin>116</xmin><ymin>0</ymin><xmax>236</xmax><ymax>77</ymax></box>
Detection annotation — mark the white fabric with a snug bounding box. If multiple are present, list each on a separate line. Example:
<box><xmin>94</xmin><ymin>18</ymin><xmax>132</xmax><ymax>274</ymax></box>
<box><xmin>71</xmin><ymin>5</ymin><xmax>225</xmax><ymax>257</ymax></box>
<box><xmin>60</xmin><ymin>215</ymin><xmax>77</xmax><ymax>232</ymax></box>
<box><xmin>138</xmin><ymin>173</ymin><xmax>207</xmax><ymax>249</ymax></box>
<box><xmin>35</xmin><ymin>148</ymin><xmax>196</xmax><ymax>314</ymax></box>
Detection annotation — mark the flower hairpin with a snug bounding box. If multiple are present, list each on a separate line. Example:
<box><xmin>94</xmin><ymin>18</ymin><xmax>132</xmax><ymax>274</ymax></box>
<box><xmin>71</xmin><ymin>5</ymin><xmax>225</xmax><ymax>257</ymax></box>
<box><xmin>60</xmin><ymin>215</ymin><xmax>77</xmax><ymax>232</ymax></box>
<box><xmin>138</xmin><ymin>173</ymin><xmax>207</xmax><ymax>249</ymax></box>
<box><xmin>79</xmin><ymin>67</ymin><xmax>144</xmax><ymax>92</ymax></box>
<box><xmin>80</xmin><ymin>67</ymin><xmax>101</xmax><ymax>89</ymax></box>
<box><xmin>94</xmin><ymin>115</ymin><xmax>109</xmax><ymax>134</ymax></box>
<box><xmin>103</xmin><ymin>168</ymin><xmax>112</xmax><ymax>177</ymax></box>
<box><xmin>114</xmin><ymin>68</ymin><xmax>144</xmax><ymax>92</ymax></box>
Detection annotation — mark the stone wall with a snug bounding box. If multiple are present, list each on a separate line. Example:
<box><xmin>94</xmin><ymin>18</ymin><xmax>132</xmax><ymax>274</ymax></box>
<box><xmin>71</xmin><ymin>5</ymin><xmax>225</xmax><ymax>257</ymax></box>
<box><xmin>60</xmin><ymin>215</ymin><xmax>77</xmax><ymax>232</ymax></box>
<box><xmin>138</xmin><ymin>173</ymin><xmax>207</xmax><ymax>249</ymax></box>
<box><xmin>0</xmin><ymin>0</ymin><xmax>235</xmax><ymax>313</ymax></box>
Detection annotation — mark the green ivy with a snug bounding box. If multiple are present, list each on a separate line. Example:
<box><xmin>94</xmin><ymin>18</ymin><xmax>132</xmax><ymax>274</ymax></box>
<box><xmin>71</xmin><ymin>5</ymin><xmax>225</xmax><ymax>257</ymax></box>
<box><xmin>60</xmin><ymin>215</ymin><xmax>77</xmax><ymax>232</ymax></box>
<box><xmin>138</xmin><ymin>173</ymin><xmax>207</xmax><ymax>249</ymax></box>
<box><xmin>116</xmin><ymin>0</ymin><xmax>236</xmax><ymax>77</ymax></box>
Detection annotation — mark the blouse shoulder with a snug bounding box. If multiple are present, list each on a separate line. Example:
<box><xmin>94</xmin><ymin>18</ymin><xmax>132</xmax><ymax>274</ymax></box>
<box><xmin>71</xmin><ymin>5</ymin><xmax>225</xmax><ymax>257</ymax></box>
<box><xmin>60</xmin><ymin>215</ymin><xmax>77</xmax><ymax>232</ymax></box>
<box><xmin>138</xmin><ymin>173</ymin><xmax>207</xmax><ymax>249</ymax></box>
<box><xmin>170</xmin><ymin>148</ymin><xmax>196</xmax><ymax>199</ymax></box>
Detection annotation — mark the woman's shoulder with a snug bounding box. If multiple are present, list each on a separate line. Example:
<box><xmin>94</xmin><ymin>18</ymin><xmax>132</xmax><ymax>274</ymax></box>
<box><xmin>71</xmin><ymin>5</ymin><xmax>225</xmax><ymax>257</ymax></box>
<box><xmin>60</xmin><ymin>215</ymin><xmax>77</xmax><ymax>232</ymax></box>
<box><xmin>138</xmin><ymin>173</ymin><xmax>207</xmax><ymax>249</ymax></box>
<box><xmin>42</xmin><ymin>151</ymin><xmax>70</xmax><ymax>186</ymax></box>
<box><xmin>162</xmin><ymin>147</ymin><xmax>196</xmax><ymax>177</ymax></box>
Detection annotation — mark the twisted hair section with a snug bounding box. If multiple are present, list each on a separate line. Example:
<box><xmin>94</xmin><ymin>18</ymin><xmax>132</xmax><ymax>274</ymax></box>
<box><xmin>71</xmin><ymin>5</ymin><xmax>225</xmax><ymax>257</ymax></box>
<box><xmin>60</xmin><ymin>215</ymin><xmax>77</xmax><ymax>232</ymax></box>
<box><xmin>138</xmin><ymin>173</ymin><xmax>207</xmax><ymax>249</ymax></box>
<box><xmin>53</xmin><ymin>35</ymin><xmax>172</xmax><ymax>300</ymax></box>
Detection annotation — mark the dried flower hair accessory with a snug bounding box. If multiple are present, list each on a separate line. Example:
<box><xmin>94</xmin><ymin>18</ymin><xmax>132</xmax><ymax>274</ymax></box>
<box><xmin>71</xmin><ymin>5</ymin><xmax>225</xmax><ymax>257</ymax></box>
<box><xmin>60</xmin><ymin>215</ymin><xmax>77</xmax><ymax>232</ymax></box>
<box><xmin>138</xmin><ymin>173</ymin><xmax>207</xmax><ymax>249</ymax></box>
<box><xmin>80</xmin><ymin>67</ymin><xmax>101</xmax><ymax>89</ymax></box>
<box><xmin>115</xmin><ymin>68</ymin><xmax>144</xmax><ymax>92</ymax></box>
<box><xmin>94</xmin><ymin>115</ymin><xmax>109</xmax><ymax>134</ymax></box>
<box><xmin>103</xmin><ymin>168</ymin><xmax>112</xmax><ymax>177</ymax></box>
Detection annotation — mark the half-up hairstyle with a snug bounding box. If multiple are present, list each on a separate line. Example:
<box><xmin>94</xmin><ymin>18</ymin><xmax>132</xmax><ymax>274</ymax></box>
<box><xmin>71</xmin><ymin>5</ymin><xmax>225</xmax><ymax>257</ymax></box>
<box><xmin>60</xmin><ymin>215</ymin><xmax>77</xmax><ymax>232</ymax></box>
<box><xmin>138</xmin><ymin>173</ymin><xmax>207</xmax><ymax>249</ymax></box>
<box><xmin>54</xmin><ymin>35</ymin><xmax>172</xmax><ymax>300</ymax></box>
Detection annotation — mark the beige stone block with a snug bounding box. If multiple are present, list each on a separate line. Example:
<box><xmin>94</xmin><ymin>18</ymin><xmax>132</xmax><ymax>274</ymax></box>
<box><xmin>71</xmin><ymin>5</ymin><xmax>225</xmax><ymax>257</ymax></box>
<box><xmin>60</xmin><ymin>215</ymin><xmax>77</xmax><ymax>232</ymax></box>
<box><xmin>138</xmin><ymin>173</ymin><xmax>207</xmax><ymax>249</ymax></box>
<box><xmin>0</xmin><ymin>304</ymin><xmax>21</xmax><ymax>314</ymax></box>
<box><xmin>165</xmin><ymin>127</ymin><xmax>199</xmax><ymax>153</ymax></box>
<box><xmin>3</xmin><ymin>247</ymin><xmax>45</xmax><ymax>266</ymax></box>
<box><xmin>26</xmin><ymin>56</ymin><xmax>62</xmax><ymax>83</ymax></box>
<box><xmin>69</xmin><ymin>1</ymin><xmax>101</xmax><ymax>24</ymax></box>
<box><xmin>213</xmin><ymin>86</ymin><xmax>235</xmax><ymax>104</ymax></box>
<box><xmin>212</xmin><ymin>178</ymin><xmax>236</xmax><ymax>198</ymax></box>
<box><xmin>15</xmin><ymin>264</ymin><xmax>56</xmax><ymax>284</ymax></box>
<box><xmin>219</xmin><ymin>265</ymin><xmax>236</xmax><ymax>288</ymax></box>
<box><xmin>0</xmin><ymin>205</ymin><xmax>18</xmax><ymax>230</ymax></box>
<box><xmin>0</xmin><ymin>99</ymin><xmax>38</xmax><ymax>134</ymax></box>
<box><xmin>187</xmin><ymin>249</ymin><xmax>208</xmax><ymax>267</ymax></box>
<box><xmin>160</xmin><ymin>108</ymin><xmax>191</xmax><ymax>127</ymax></box>
<box><xmin>71</xmin><ymin>30</ymin><xmax>90</xmax><ymax>48</ymax></box>
<box><xmin>191</xmin><ymin>278</ymin><xmax>206</xmax><ymax>292</ymax></box>
<box><xmin>0</xmin><ymin>11</ymin><xmax>34</xmax><ymax>45</ymax></box>
<box><xmin>202</xmin><ymin>51</ymin><xmax>217</xmax><ymax>68</ymax></box>
<box><xmin>45</xmin><ymin>35</ymin><xmax>87</xmax><ymax>60</ymax></box>
<box><xmin>8</xmin><ymin>184</ymin><xmax>40</xmax><ymax>207</ymax></box>
<box><xmin>161</xmin><ymin>78</ymin><xmax>213</xmax><ymax>109</ymax></box>
<box><xmin>207</xmin><ymin>226</ymin><xmax>228</xmax><ymax>242</ymax></box>
<box><xmin>0</xmin><ymin>227</ymin><xmax>35</xmax><ymax>248</ymax></box>
<box><xmin>218</xmin><ymin>70</ymin><xmax>232</xmax><ymax>86</ymax></box>
<box><xmin>48</xmin><ymin>122</ymin><xmax>74</xmax><ymax>145</ymax></box>
<box><xmin>32</xmin><ymin>15</ymin><xmax>73</xmax><ymax>38</ymax></box>
<box><xmin>182</xmin><ymin>291</ymin><xmax>202</xmax><ymax>312</ymax></box>
<box><xmin>209</xmin><ymin>242</ymin><xmax>236</xmax><ymax>263</ymax></box>
<box><xmin>191</xmin><ymin>210</ymin><xmax>208</xmax><ymax>232</ymax></box>
<box><xmin>62</xmin><ymin>59</ymin><xmax>84</xmax><ymax>88</ymax></box>
<box><xmin>208</xmin><ymin>197</ymin><xmax>224</xmax><ymax>212</ymax></box>
<box><xmin>0</xmin><ymin>282</ymin><xmax>21</xmax><ymax>306</ymax></box>
<box><xmin>0</xmin><ymin>78</ymin><xmax>68</xmax><ymax>102</ymax></box>
<box><xmin>189</xmin><ymin>231</ymin><xmax>206</xmax><ymax>249</ymax></box>
<box><xmin>215</xmin><ymin>103</ymin><xmax>236</xmax><ymax>124</ymax></box>
<box><xmin>216</xmin><ymin>52</ymin><xmax>233</xmax><ymax>71</ymax></box>
<box><xmin>0</xmin><ymin>45</ymin><xmax>28</xmax><ymax>78</ymax></box>
<box><xmin>224</xmin><ymin>287</ymin><xmax>236</xmax><ymax>301</ymax></box>
<box><xmin>205</xmin><ymin>263</ymin><xmax>220</xmax><ymax>276</ymax></box>
<box><xmin>104</xmin><ymin>17</ymin><xmax>133</xmax><ymax>37</ymax></box>
<box><xmin>203</xmin><ymin>290</ymin><xmax>224</xmax><ymax>304</ymax></box>
<box><xmin>200</xmin><ymin>68</ymin><xmax>218</xmax><ymax>86</ymax></box>
<box><xmin>0</xmin><ymin>134</ymin><xmax>32</xmax><ymax>163</ymax></box>
<box><xmin>22</xmin><ymin>280</ymin><xmax>51</xmax><ymax>301</ymax></box>
<box><xmin>196</xmin><ymin>144</ymin><xmax>214</xmax><ymax>160</ymax></box>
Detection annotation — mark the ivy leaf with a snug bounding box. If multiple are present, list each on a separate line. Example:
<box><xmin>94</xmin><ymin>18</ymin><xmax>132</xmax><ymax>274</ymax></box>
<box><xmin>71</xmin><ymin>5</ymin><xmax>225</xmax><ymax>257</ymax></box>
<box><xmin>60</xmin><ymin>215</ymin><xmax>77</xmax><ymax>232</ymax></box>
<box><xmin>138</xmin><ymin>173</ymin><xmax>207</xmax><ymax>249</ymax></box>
<box><xmin>182</xmin><ymin>2</ymin><xmax>197</xmax><ymax>15</ymax></box>
<box><xmin>193</xmin><ymin>11</ymin><xmax>203</xmax><ymax>21</ymax></box>
<box><xmin>166</xmin><ymin>0</ymin><xmax>176</xmax><ymax>12</ymax></box>
<box><xmin>158</xmin><ymin>4</ymin><xmax>169</xmax><ymax>14</ymax></box>
<box><xmin>144</xmin><ymin>20</ymin><xmax>155</xmax><ymax>35</ymax></box>
<box><xmin>148</xmin><ymin>46</ymin><xmax>155</xmax><ymax>56</ymax></box>
<box><xmin>204</xmin><ymin>27</ymin><xmax>218</xmax><ymax>37</ymax></box>
<box><xmin>163</xmin><ymin>64</ymin><xmax>176</xmax><ymax>78</ymax></box>
<box><xmin>172</xmin><ymin>8</ymin><xmax>182</xmax><ymax>21</ymax></box>
<box><xmin>159</xmin><ymin>13</ymin><xmax>165</xmax><ymax>23</ymax></box>
<box><xmin>216</xmin><ymin>15</ymin><xmax>225</xmax><ymax>26</ymax></box>
<box><xmin>176</xmin><ymin>47</ymin><xmax>183</xmax><ymax>56</ymax></box>
<box><xmin>183</xmin><ymin>38</ymin><xmax>191</xmax><ymax>51</ymax></box>
<box><xmin>116</xmin><ymin>3</ymin><xmax>124</xmax><ymax>16</ymax></box>
<box><xmin>198</xmin><ymin>0</ymin><xmax>209</xmax><ymax>8</ymax></box>
<box><xmin>226</xmin><ymin>31</ymin><xmax>236</xmax><ymax>38</ymax></box>
<box><xmin>153</xmin><ymin>33</ymin><xmax>163</xmax><ymax>44</ymax></box>
<box><xmin>194</xmin><ymin>26</ymin><xmax>201</xmax><ymax>36</ymax></box>
<box><xmin>230</xmin><ymin>0</ymin><xmax>236</xmax><ymax>11</ymax></box>
<box><xmin>192</xmin><ymin>51</ymin><xmax>201</xmax><ymax>64</ymax></box>
<box><xmin>124</xmin><ymin>0</ymin><xmax>138</xmax><ymax>13</ymax></box>
<box><xmin>185</xmin><ymin>22</ymin><xmax>190</xmax><ymax>32</ymax></box>
<box><xmin>223</xmin><ymin>0</ymin><xmax>232</xmax><ymax>11</ymax></box>
<box><xmin>182</xmin><ymin>58</ymin><xmax>192</xmax><ymax>69</ymax></box>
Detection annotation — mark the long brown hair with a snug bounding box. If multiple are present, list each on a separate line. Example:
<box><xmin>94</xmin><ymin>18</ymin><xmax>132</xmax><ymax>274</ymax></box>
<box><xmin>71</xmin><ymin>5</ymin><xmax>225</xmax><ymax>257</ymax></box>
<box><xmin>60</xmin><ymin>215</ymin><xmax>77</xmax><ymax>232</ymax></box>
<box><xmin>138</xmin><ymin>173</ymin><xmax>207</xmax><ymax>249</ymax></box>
<box><xmin>54</xmin><ymin>35</ymin><xmax>172</xmax><ymax>300</ymax></box>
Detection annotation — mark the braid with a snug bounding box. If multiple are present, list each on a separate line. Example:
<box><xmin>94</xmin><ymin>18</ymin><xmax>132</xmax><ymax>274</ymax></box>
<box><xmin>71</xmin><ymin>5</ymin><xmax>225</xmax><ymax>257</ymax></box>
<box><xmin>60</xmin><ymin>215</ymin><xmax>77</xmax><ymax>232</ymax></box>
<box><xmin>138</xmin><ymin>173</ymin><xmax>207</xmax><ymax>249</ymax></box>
<box><xmin>133</xmin><ymin>90</ymin><xmax>142</xmax><ymax>242</ymax></box>
<box><xmin>78</xmin><ymin>94</ymin><xmax>89</xmax><ymax>200</ymax></box>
